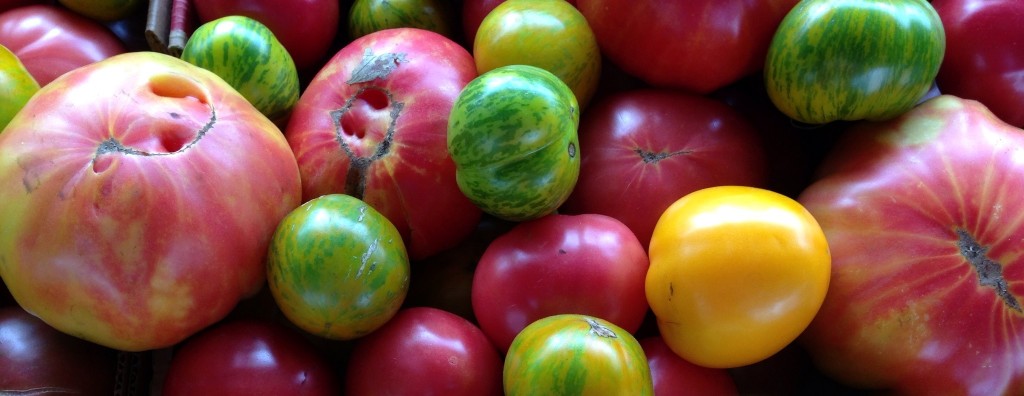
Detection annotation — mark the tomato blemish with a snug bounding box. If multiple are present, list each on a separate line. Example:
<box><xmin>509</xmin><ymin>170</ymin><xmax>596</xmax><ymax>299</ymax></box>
<box><xmin>957</xmin><ymin>228</ymin><xmax>1022</xmax><ymax>312</ymax></box>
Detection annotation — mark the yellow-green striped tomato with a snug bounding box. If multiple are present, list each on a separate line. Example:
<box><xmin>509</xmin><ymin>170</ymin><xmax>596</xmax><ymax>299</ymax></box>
<box><xmin>0</xmin><ymin>44</ymin><xmax>38</xmax><ymax>131</ymax></box>
<box><xmin>182</xmin><ymin>15</ymin><xmax>300</xmax><ymax>124</ymax></box>
<box><xmin>347</xmin><ymin>0</ymin><xmax>454</xmax><ymax>39</ymax></box>
<box><xmin>474</xmin><ymin>0</ymin><xmax>600</xmax><ymax>108</ymax></box>
<box><xmin>447</xmin><ymin>64</ymin><xmax>580</xmax><ymax>222</ymax></box>
<box><xmin>764</xmin><ymin>0</ymin><xmax>945</xmax><ymax>124</ymax></box>
<box><xmin>267</xmin><ymin>194</ymin><xmax>410</xmax><ymax>341</ymax></box>
<box><xmin>503</xmin><ymin>314</ymin><xmax>654</xmax><ymax>396</ymax></box>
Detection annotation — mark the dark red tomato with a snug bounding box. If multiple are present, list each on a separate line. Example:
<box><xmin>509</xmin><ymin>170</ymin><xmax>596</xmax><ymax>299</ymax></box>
<box><xmin>0</xmin><ymin>0</ymin><xmax>43</xmax><ymax>14</ymax></box>
<box><xmin>933</xmin><ymin>0</ymin><xmax>1024</xmax><ymax>127</ymax></box>
<box><xmin>0</xmin><ymin>4</ymin><xmax>125</xmax><ymax>86</ymax></box>
<box><xmin>560</xmin><ymin>89</ymin><xmax>768</xmax><ymax>248</ymax></box>
<box><xmin>640</xmin><ymin>336</ymin><xmax>738</xmax><ymax>395</ymax></box>
<box><xmin>194</xmin><ymin>0</ymin><xmax>339</xmax><ymax>72</ymax></box>
<box><xmin>0</xmin><ymin>306</ymin><xmax>119</xmax><ymax>394</ymax></box>
<box><xmin>472</xmin><ymin>213</ymin><xmax>650</xmax><ymax>352</ymax></box>
<box><xmin>346</xmin><ymin>307</ymin><xmax>504</xmax><ymax>395</ymax></box>
<box><xmin>162</xmin><ymin>319</ymin><xmax>340</xmax><ymax>396</ymax></box>
<box><xmin>576</xmin><ymin>0</ymin><xmax>797</xmax><ymax>94</ymax></box>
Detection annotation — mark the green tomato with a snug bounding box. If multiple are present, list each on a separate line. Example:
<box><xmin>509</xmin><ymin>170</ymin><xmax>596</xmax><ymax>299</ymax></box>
<box><xmin>504</xmin><ymin>314</ymin><xmax>654</xmax><ymax>396</ymax></box>
<box><xmin>764</xmin><ymin>0</ymin><xmax>945</xmax><ymax>124</ymax></box>
<box><xmin>347</xmin><ymin>0</ymin><xmax>454</xmax><ymax>39</ymax></box>
<box><xmin>0</xmin><ymin>45</ymin><xmax>38</xmax><ymax>132</ymax></box>
<box><xmin>181</xmin><ymin>15</ymin><xmax>300</xmax><ymax>124</ymax></box>
<box><xmin>447</xmin><ymin>64</ymin><xmax>580</xmax><ymax>222</ymax></box>
<box><xmin>267</xmin><ymin>194</ymin><xmax>410</xmax><ymax>340</ymax></box>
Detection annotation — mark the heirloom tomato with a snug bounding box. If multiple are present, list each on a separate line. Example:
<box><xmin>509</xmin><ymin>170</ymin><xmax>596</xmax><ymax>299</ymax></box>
<box><xmin>640</xmin><ymin>336</ymin><xmax>738</xmax><ymax>395</ymax></box>
<box><xmin>57</xmin><ymin>0</ymin><xmax>141</xmax><ymax>22</ymax></box>
<box><xmin>182</xmin><ymin>15</ymin><xmax>299</xmax><ymax>124</ymax></box>
<box><xmin>0</xmin><ymin>44</ymin><xmax>36</xmax><ymax>130</ymax></box>
<box><xmin>647</xmin><ymin>186</ymin><xmax>831</xmax><ymax>368</ymax></box>
<box><xmin>0</xmin><ymin>51</ymin><xmax>302</xmax><ymax>351</ymax></box>
<box><xmin>286</xmin><ymin>27</ymin><xmax>481</xmax><ymax>260</ymax></box>
<box><xmin>347</xmin><ymin>0</ymin><xmax>455</xmax><ymax>40</ymax></box>
<box><xmin>0</xmin><ymin>4</ymin><xmax>125</xmax><ymax>86</ymax></box>
<box><xmin>448</xmin><ymin>64</ymin><xmax>580</xmax><ymax>221</ymax></box>
<box><xmin>267</xmin><ymin>194</ymin><xmax>410</xmax><ymax>341</ymax></box>
<box><xmin>471</xmin><ymin>213</ymin><xmax>649</xmax><ymax>352</ymax></box>
<box><xmin>798</xmin><ymin>95</ymin><xmax>1024</xmax><ymax>395</ymax></box>
<box><xmin>933</xmin><ymin>0</ymin><xmax>1024</xmax><ymax>128</ymax></box>
<box><xmin>473</xmin><ymin>0</ymin><xmax>600</xmax><ymax>108</ymax></box>
<box><xmin>503</xmin><ymin>314</ymin><xmax>653</xmax><ymax>396</ymax></box>
<box><xmin>764</xmin><ymin>0</ymin><xmax>945</xmax><ymax>124</ymax></box>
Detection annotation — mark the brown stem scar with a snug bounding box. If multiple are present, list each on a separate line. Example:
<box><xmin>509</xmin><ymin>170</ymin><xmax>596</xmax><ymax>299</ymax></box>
<box><xmin>957</xmin><ymin>228</ymin><xmax>1022</xmax><ymax>312</ymax></box>
<box><xmin>635</xmin><ymin>148</ymin><xmax>691</xmax><ymax>164</ymax></box>
<box><xmin>585</xmin><ymin>317</ymin><xmax>617</xmax><ymax>338</ymax></box>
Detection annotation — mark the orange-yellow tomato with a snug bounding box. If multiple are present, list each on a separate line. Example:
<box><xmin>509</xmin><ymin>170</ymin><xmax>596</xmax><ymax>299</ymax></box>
<box><xmin>646</xmin><ymin>185</ymin><xmax>830</xmax><ymax>368</ymax></box>
<box><xmin>473</xmin><ymin>0</ymin><xmax>600</xmax><ymax>108</ymax></box>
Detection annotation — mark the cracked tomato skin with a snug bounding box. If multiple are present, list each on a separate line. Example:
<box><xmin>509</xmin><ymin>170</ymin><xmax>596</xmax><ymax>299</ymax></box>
<box><xmin>798</xmin><ymin>95</ymin><xmax>1024</xmax><ymax>395</ymax></box>
<box><xmin>267</xmin><ymin>193</ymin><xmax>410</xmax><ymax>341</ymax></box>
<box><xmin>0</xmin><ymin>51</ymin><xmax>302</xmax><ymax>351</ymax></box>
<box><xmin>647</xmin><ymin>185</ymin><xmax>830</xmax><ymax>368</ymax></box>
<box><xmin>285</xmin><ymin>27</ymin><xmax>480</xmax><ymax>260</ymax></box>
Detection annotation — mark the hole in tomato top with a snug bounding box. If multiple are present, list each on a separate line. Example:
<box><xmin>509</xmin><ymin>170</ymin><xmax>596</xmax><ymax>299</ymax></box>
<box><xmin>148</xmin><ymin>73</ymin><xmax>210</xmax><ymax>104</ymax></box>
<box><xmin>339</xmin><ymin>87</ymin><xmax>391</xmax><ymax>139</ymax></box>
<box><xmin>355</xmin><ymin>87</ymin><xmax>389</xmax><ymax>110</ymax></box>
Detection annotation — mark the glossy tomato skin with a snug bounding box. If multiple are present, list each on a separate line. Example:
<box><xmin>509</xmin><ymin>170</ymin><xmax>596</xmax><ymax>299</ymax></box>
<box><xmin>577</xmin><ymin>0</ymin><xmax>797</xmax><ymax>94</ymax></box>
<box><xmin>933</xmin><ymin>0</ymin><xmax>1024</xmax><ymax>128</ymax></box>
<box><xmin>348</xmin><ymin>0</ymin><xmax>455</xmax><ymax>40</ymax></box>
<box><xmin>504</xmin><ymin>314</ymin><xmax>654</xmax><ymax>395</ymax></box>
<box><xmin>345</xmin><ymin>307</ymin><xmax>503</xmax><ymax>395</ymax></box>
<box><xmin>267</xmin><ymin>194</ymin><xmax>410</xmax><ymax>341</ymax></box>
<box><xmin>640</xmin><ymin>336</ymin><xmax>738</xmax><ymax>396</ymax></box>
<box><xmin>0</xmin><ymin>52</ymin><xmax>302</xmax><ymax>351</ymax></box>
<box><xmin>472</xmin><ymin>213</ymin><xmax>649</xmax><ymax>352</ymax></box>
<box><xmin>474</xmin><ymin>0</ymin><xmax>600</xmax><ymax>108</ymax></box>
<box><xmin>0</xmin><ymin>4</ymin><xmax>125</xmax><ymax>86</ymax></box>
<box><xmin>162</xmin><ymin>319</ymin><xmax>340</xmax><ymax>396</ymax></box>
<box><xmin>647</xmin><ymin>186</ymin><xmax>831</xmax><ymax>368</ymax></box>
<box><xmin>448</xmin><ymin>65</ymin><xmax>580</xmax><ymax>221</ymax></box>
<box><xmin>287</xmin><ymin>28</ymin><xmax>481</xmax><ymax>260</ymax></box>
<box><xmin>0</xmin><ymin>306</ymin><xmax>119</xmax><ymax>394</ymax></box>
<box><xmin>798</xmin><ymin>95</ymin><xmax>1024</xmax><ymax>395</ymax></box>
<box><xmin>560</xmin><ymin>89</ymin><xmax>768</xmax><ymax>248</ymax></box>
<box><xmin>765</xmin><ymin>0</ymin><xmax>945</xmax><ymax>124</ymax></box>
<box><xmin>194</xmin><ymin>0</ymin><xmax>339</xmax><ymax>72</ymax></box>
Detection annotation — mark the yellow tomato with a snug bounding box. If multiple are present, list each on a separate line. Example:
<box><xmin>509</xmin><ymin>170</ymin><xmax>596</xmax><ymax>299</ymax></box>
<box><xmin>473</xmin><ymin>0</ymin><xmax>600</xmax><ymax>108</ymax></box>
<box><xmin>646</xmin><ymin>185</ymin><xmax>830</xmax><ymax>368</ymax></box>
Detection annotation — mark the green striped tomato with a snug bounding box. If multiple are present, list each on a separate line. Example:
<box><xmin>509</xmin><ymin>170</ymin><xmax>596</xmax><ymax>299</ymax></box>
<box><xmin>0</xmin><ymin>44</ymin><xmax>37</xmax><ymax>131</ymax></box>
<box><xmin>347</xmin><ymin>0</ymin><xmax>454</xmax><ymax>39</ymax></box>
<box><xmin>764</xmin><ymin>0</ymin><xmax>945</xmax><ymax>124</ymax></box>
<box><xmin>181</xmin><ymin>15</ymin><xmax>300</xmax><ymax>124</ymax></box>
<box><xmin>503</xmin><ymin>314</ymin><xmax>653</xmax><ymax>396</ymax></box>
<box><xmin>267</xmin><ymin>194</ymin><xmax>410</xmax><ymax>341</ymax></box>
<box><xmin>447</xmin><ymin>64</ymin><xmax>580</xmax><ymax>222</ymax></box>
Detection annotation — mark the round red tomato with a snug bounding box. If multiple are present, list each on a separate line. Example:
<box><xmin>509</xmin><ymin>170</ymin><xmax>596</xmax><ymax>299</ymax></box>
<box><xmin>560</xmin><ymin>88</ymin><xmax>768</xmax><ymax>248</ymax></box>
<box><xmin>0</xmin><ymin>4</ymin><xmax>125</xmax><ymax>86</ymax></box>
<box><xmin>639</xmin><ymin>336</ymin><xmax>738</xmax><ymax>395</ymax></box>
<box><xmin>933</xmin><ymin>0</ymin><xmax>1024</xmax><ymax>128</ymax></box>
<box><xmin>162</xmin><ymin>319</ymin><xmax>339</xmax><ymax>395</ymax></box>
<box><xmin>345</xmin><ymin>307</ymin><xmax>503</xmax><ymax>395</ymax></box>
<box><xmin>576</xmin><ymin>0</ymin><xmax>798</xmax><ymax>94</ymax></box>
<box><xmin>471</xmin><ymin>213</ymin><xmax>649</xmax><ymax>352</ymax></box>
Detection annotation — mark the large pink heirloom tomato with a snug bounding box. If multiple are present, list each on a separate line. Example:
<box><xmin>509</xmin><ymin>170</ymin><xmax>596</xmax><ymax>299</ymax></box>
<box><xmin>0</xmin><ymin>51</ymin><xmax>302</xmax><ymax>351</ymax></box>
<box><xmin>798</xmin><ymin>95</ymin><xmax>1024</xmax><ymax>395</ymax></box>
<box><xmin>286</xmin><ymin>27</ymin><xmax>481</xmax><ymax>260</ymax></box>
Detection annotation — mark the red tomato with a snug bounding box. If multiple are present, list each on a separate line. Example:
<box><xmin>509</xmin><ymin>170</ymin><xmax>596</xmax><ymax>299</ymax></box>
<box><xmin>933</xmin><ymin>0</ymin><xmax>1024</xmax><ymax>127</ymax></box>
<box><xmin>194</xmin><ymin>0</ymin><xmax>339</xmax><ymax>72</ymax></box>
<box><xmin>162</xmin><ymin>319</ymin><xmax>340</xmax><ymax>396</ymax></box>
<box><xmin>346</xmin><ymin>307</ymin><xmax>504</xmax><ymax>395</ymax></box>
<box><xmin>561</xmin><ymin>89</ymin><xmax>768</xmax><ymax>248</ymax></box>
<box><xmin>471</xmin><ymin>213</ymin><xmax>650</xmax><ymax>352</ymax></box>
<box><xmin>640</xmin><ymin>336</ymin><xmax>738</xmax><ymax>396</ymax></box>
<box><xmin>576</xmin><ymin>0</ymin><xmax>797</xmax><ymax>94</ymax></box>
<box><xmin>0</xmin><ymin>4</ymin><xmax>125</xmax><ymax>86</ymax></box>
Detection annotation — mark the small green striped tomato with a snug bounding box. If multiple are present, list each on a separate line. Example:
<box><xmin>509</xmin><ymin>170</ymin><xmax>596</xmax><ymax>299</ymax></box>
<box><xmin>267</xmin><ymin>194</ymin><xmax>410</xmax><ymax>340</ymax></box>
<box><xmin>347</xmin><ymin>0</ymin><xmax>454</xmax><ymax>39</ymax></box>
<box><xmin>764</xmin><ymin>0</ymin><xmax>945</xmax><ymax>124</ymax></box>
<box><xmin>182</xmin><ymin>15</ymin><xmax>300</xmax><ymax>124</ymax></box>
<box><xmin>474</xmin><ymin>0</ymin><xmax>600</xmax><ymax>108</ymax></box>
<box><xmin>0</xmin><ymin>44</ymin><xmax>38</xmax><ymax>131</ymax></box>
<box><xmin>447</xmin><ymin>64</ymin><xmax>580</xmax><ymax>222</ymax></box>
<box><xmin>503</xmin><ymin>314</ymin><xmax>654</xmax><ymax>396</ymax></box>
